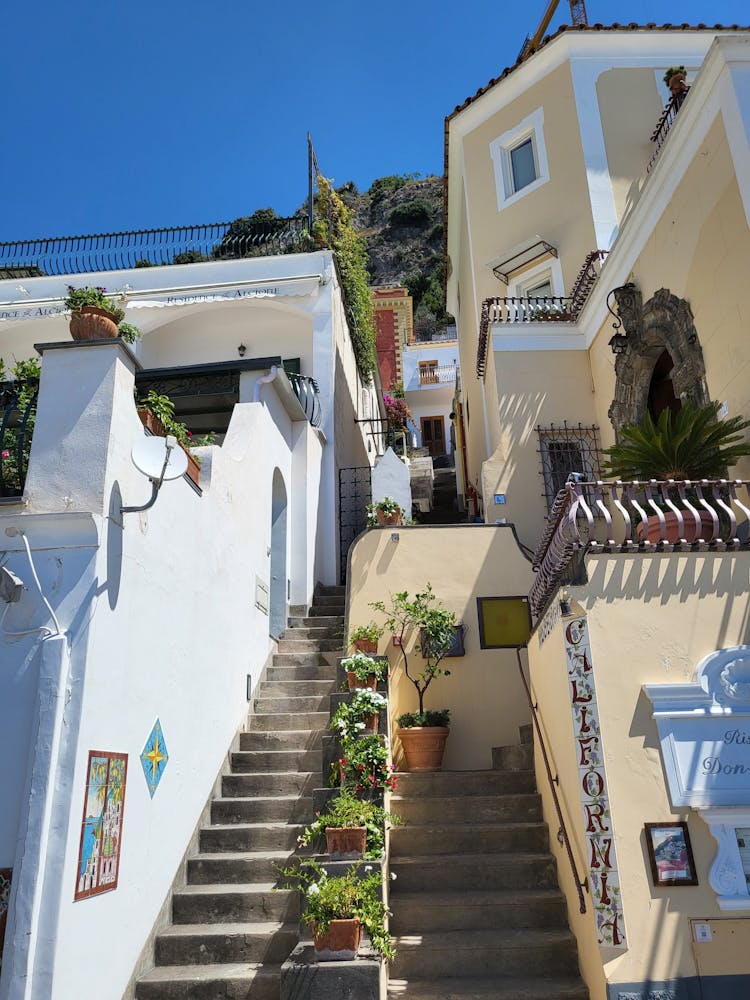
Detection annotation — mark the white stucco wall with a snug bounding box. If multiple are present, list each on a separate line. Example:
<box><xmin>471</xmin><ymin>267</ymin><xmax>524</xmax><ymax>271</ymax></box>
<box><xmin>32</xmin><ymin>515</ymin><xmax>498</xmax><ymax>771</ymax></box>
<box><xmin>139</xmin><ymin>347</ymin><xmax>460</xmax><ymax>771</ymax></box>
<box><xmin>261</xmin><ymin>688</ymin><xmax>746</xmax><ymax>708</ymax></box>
<box><xmin>371</xmin><ymin>447</ymin><xmax>412</xmax><ymax>518</ymax></box>
<box><xmin>0</xmin><ymin>339</ymin><xmax>324</xmax><ymax>1000</ymax></box>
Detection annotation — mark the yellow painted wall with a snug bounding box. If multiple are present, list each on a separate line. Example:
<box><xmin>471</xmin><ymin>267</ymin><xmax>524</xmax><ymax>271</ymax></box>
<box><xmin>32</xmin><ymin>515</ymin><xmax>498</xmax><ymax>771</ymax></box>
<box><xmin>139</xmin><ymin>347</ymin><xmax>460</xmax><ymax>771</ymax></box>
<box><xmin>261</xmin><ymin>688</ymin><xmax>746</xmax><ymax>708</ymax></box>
<box><xmin>346</xmin><ymin>525</ymin><xmax>535</xmax><ymax>770</ymax></box>
<box><xmin>461</xmin><ymin>63</ymin><xmax>597</xmax><ymax>304</ymax></box>
<box><xmin>529</xmin><ymin>552</ymin><xmax>750</xmax><ymax>997</ymax></box>
<box><xmin>589</xmin><ymin>113</ymin><xmax>750</xmax><ymax>484</ymax></box>
<box><xmin>484</xmin><ymin>348</ymin><xmax>596</xmax><ymax>549</ymax></box>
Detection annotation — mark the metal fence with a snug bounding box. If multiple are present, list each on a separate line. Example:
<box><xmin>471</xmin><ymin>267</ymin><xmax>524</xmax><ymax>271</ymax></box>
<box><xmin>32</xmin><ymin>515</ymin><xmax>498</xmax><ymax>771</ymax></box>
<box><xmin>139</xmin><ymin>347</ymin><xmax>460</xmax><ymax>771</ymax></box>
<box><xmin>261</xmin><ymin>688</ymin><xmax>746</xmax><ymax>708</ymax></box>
<box><xmin>338</xmin><ymin>466</ymin><xmax>372</xmax><ymax>583</ymax></box>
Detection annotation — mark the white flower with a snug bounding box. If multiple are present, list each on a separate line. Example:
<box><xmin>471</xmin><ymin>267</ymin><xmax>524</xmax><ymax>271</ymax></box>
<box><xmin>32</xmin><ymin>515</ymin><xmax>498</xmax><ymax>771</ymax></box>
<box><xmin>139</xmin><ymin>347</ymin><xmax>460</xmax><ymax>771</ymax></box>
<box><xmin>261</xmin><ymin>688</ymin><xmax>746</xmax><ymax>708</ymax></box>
<box><xmin>307</xmin><ymin>883</ymin><xmax>321</xmax><ymax>896</ymax></box>
<box><xmin>365</xmin><ymin>865</ymin><xmax>373</xmax><ymax>872</ymax></box>
<box><xmin>390</xmin><ymin>872</ymin><xmax>397</xmax><ymax>881</ymax></box>
<box><xmin>355</xmin><ymin>722</ymin><xmax>366</xmax><ymax>730</ymax></box>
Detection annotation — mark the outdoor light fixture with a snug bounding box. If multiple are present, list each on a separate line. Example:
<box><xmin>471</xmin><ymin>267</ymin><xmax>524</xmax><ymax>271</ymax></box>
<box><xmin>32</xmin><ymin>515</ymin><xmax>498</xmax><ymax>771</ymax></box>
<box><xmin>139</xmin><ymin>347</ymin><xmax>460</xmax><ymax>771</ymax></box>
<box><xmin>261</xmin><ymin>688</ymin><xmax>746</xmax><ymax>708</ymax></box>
<box><xmin>237</xmin><ymin>343</ymin><xmax>247</xmax><ymax>357</ymax></box>
<box><xmin>606</xmin><ymin>289</ymin><xmax>628</xmax><ymax>356</ymax></box>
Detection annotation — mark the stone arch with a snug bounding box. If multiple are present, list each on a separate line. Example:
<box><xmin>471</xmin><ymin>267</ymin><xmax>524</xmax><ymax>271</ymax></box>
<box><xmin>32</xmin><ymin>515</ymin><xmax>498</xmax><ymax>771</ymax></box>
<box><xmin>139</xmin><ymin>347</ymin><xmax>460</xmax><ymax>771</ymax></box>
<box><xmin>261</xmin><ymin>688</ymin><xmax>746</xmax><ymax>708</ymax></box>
<box><xmin>608</xmin><ymin>285</ymin><xmax>710</xmax><ymax>433</ymax></box>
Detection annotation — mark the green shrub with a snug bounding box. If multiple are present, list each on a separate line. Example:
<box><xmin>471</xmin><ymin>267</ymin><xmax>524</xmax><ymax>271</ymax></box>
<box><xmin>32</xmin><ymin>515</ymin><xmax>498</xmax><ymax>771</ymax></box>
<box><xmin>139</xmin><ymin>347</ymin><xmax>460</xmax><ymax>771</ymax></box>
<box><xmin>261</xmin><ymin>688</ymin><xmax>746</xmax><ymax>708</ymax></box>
<box><xmin>389</xmin><ymin>199</ymin><xmax>432</xmax><ymax>227</ymax></box>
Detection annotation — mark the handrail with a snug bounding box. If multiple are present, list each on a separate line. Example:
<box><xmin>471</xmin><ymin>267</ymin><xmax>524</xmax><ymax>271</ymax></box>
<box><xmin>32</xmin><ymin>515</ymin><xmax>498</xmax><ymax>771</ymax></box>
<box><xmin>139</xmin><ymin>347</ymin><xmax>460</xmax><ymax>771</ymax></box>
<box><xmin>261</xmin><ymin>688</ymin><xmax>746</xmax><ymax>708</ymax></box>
<box><xmin>516</xmin><ymin>647</ymin><xmax>588</xmax><ymax>915</ymax></box>
<box><xmin>648</xmin><ymin>88</ymin><xmax>689</xmax><ymax>173</ymax></box>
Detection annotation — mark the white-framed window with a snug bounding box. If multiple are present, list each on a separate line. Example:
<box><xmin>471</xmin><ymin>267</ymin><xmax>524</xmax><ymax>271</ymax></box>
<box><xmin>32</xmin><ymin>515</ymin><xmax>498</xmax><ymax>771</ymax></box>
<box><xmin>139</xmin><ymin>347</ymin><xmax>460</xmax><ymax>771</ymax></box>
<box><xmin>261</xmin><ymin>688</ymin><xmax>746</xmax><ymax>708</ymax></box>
<box><xmin>507</xmin><ymin>256</ymin><xmax>564</xmax><ymax>300</ymax></box>
<box><xmin>490</xmin><ymin>108</ymin><xmax>550</xmax><ymax>211</ymax></box>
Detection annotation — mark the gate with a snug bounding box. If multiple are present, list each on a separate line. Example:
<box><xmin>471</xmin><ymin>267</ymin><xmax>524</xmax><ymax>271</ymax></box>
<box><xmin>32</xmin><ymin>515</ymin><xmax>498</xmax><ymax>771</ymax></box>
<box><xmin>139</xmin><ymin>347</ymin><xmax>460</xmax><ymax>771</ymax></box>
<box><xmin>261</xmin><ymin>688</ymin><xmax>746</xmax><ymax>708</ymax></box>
<box><xmin>338</xmin><ymin>466</ymin><xmax>372</xmax><ymax>584</ymax></box>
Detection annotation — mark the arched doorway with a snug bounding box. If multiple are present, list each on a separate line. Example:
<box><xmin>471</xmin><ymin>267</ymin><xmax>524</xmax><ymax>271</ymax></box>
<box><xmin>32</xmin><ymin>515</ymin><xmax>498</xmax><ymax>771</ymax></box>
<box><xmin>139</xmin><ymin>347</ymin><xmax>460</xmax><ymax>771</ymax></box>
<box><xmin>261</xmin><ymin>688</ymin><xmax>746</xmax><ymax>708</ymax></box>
<box><xmin>269</xmin><ymin>469</ymin><xmax>288</xmax><ymax>640</ymax></box>
<box><xmin>647</xmin><ymin>349</ymin><xmax>681</xmax><ymax>421</ymax></box>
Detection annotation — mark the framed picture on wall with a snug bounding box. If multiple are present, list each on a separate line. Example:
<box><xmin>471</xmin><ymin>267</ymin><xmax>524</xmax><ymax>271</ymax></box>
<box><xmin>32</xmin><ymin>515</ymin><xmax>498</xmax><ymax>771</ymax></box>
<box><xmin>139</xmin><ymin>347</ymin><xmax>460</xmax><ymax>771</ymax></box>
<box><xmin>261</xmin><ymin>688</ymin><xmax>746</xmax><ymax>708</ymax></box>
<box><xmin>645</xmin><ymin>822</ymin><xmax>698</xmax><ymax>887</ymax></box>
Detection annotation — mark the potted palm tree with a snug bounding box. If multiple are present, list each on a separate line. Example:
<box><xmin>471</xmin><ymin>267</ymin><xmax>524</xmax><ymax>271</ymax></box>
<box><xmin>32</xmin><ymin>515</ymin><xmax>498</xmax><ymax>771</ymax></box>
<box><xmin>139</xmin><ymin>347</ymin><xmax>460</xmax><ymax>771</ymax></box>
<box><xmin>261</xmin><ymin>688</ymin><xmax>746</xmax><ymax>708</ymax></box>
<box><xmin>371</xmin><ymin>584</ymin><xmax>457</xmax><ymax>771</ymax></box>
<box><xmin>602</xmin><ymin>401</ymin><xmax>750</xmax><ymax>542</ymax></box>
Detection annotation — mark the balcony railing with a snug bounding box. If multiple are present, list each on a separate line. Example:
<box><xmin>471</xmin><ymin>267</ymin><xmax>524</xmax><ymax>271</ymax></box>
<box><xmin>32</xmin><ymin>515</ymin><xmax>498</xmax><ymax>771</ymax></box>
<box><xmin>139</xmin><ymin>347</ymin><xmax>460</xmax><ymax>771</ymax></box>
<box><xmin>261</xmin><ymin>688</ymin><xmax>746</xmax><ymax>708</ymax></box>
<box><xmin>476</xmin><ymin>250</ymin><xmax>609</xmax><ymax>377</ymax></box>
<box><xmin>0</xmin><ymin>217</ymin><xmax>312</xmax><ymax>278</ymax></box>
<box><xmin>0</xmin><ymin>378</ymin><xmax>39</xmax><ymax>498</ymax></box>
<box><xmin>418</xmin><ymin>364</ymin><xmax>457</xmax><ymax>386</ymax></box>
<box><xmin>529</xmin><ymin>478</ymin><xmax>750</xmax><ymax>617</ymax></box>
<box><xmin>287</xmin><ymin>372</ymin><xmax>322</xmax><ymax>427</ymax></box>
<box><xmin>648</xmin><ymin>88</ymin><xmax>690</xmax><ymax>173</ymax></box>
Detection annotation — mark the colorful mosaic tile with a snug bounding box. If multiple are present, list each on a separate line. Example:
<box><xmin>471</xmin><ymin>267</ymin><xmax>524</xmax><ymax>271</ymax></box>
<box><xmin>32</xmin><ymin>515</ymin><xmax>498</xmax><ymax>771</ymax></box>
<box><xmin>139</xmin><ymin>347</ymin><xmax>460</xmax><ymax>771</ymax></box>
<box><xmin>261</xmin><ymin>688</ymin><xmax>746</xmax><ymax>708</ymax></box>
<box><xmin>140</xmin><ymin>719</ymin><xmax>169</xmax><ymax>798</ymax></box>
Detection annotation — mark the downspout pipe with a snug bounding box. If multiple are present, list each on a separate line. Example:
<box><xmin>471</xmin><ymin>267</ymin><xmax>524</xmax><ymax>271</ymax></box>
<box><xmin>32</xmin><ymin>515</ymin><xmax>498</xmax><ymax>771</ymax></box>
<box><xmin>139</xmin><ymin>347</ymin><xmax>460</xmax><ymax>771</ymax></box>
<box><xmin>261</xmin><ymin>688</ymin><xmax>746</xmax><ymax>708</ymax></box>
<box><xmin>253</xmin><ymin>366</ymin><xmax>279</xmax><ymax>402</ymax></box>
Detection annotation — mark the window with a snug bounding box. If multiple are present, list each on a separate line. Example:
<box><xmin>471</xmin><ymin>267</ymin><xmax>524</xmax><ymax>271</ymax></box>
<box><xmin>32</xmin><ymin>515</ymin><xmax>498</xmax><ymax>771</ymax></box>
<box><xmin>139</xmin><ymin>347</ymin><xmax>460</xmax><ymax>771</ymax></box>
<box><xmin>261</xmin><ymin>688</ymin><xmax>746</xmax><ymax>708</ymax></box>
<box><xmin>537</xmin><ymin>423</ymin><xmax>602</xmax><ymax>513</ymax></box>
<box><xmin>418</xmin><ymin>360</ymin><xmax>439</xmax><ymax>384</ymax></box>
<box><xmin>490</xmin><ymin>108</ymin><xmax>549</xmax><ymax>210</ymax></box>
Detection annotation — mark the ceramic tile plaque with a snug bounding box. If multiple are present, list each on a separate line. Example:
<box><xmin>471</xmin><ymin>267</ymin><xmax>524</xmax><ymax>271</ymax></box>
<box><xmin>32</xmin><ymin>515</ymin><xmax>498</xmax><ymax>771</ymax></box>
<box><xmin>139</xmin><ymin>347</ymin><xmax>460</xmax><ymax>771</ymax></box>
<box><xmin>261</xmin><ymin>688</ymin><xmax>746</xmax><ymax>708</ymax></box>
<box><xmin>74</xmin><ymin>751</ymin><xmax>128</xmax><ymax>901</ymax></box>
<box><xmin>140</xmin><ymin>719</ymin><xmax>169</xmax><ymax>798</ymax></box>
<box><xmin>563</xmin><ymin>615</ymin><xmax>627</xmax><ymax>948</ymax></box>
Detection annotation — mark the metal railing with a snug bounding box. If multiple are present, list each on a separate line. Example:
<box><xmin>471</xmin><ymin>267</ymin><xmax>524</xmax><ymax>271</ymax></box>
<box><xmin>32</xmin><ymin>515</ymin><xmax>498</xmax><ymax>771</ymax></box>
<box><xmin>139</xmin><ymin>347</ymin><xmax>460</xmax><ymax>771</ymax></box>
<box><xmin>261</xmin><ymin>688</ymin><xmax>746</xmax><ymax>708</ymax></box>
<box><xmin>529</xmin><ymin>478</ymin><xmax>750</xmax><ymax>617</ymax></box>
<box><xmin>0</xmin><ymin>378</ymin><xmax>39</xmax><ymax>498</ymax></box>
<box><xmin>0</xmin><ymin>217</ymin><xmax>311</xmax><ymax>277</ymax></box>
<box><xmin>648</xmin><ymin>88</ymin><xmax>690</xmax><ymax>173</ymax></box>
<box><xmin>516</xmin><ymin>648</ymin><xmax>588</xmax><ymax>915</ymax></box>
<box><xmin>287</xmin><ymin>372</ymin><xmax>322</xmax><ymax>428</ymax></box>
<box><xmin>418</xmin><ymin>364</ymin><xmax>457</xmax><ymax>386</ymax></box>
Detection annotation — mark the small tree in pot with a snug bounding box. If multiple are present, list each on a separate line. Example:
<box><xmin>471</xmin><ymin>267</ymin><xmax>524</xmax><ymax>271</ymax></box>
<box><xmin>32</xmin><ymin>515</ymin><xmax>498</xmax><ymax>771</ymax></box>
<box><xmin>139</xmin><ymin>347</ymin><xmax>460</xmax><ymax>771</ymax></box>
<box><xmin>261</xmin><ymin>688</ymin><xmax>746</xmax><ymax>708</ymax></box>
<box><xmin>371</xmin><ymin>583</ymin><xmax>457</xmax><ymax>771</ymax></box>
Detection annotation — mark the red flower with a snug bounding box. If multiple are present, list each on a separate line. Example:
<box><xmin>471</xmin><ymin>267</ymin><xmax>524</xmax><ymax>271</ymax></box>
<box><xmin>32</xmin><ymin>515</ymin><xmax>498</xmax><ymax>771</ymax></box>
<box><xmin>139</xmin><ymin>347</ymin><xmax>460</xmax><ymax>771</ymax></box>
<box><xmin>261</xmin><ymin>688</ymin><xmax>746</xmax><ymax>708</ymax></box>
<box><xmin>340</xmin><ymin>758</ymin><xmax>347</xmax><ymax>765</ymax></box>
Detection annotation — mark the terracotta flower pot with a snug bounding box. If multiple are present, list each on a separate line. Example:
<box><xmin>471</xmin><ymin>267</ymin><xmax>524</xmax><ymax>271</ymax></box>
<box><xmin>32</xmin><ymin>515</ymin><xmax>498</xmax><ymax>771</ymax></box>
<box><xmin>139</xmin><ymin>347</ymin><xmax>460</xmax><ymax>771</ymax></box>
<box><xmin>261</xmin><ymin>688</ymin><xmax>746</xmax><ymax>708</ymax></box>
<box><xmin>397</xmin><ymin>726</ymin><xmax>449</xmax><ymax>772</ymax></box>
<box><xmin>668</xmin><ymin>71</ymin><xmax>688</xmax><ymax>95</ymax></box>
<box><xmin>363</xmin><ymin>712</ymin><xmax>379</xmax><ymax>733</ymax></box>
<box><xmin>325</xmin><ymin>826</ymin><xmax>367</xmax><ymax>860</ymax></box>
<box><xmin>137</xmin><ymin>409</ymin><xmax>166</xmax><ymax>437</ymax></box>
<box><xmin>346</xmin><ymin>672</ymin><xmax>378</xmax><ymax>692</ymax></box>
<box><xmin>637</xmin><ymin>511</ymin><xmax>716</xmax><ymax>544</ymax></box>
<box><xmin>313</xmin><ymin>918</ymin><xmax>362</xmax><ymax>961</ymax></box>
<box><xmin>352</xmin><ymin>638</ymin><xmax>378</xmax><ymax>654</ymax></box>
<box><xmin>69</xmin><ymin>306</ymin><xmax>119</xmax><ymax>341</ymax></box>
<box><xmin>376</xmin><ymin>508</ymin><xmax>402</xmax><ymax>526</ymax></box>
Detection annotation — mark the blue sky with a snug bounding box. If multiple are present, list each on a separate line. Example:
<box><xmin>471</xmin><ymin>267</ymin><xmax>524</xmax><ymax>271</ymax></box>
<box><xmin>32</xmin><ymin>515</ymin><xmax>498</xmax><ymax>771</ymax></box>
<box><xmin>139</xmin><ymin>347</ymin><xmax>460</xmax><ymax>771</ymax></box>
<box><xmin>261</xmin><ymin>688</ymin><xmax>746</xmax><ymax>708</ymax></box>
<box><xmin>1</xmin><ymin>1</ymin><xmax>748</xmax><ymax>240</ymax></box>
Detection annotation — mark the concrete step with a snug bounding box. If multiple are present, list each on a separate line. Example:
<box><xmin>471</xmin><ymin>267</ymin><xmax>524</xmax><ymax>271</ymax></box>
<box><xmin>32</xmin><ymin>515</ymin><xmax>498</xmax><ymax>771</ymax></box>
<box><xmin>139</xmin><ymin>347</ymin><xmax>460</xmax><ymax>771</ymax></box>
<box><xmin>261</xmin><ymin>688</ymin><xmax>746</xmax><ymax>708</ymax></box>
<box><xmin>389</xmin><ymin>821</ymin><xmax>550</xmax><ymax>857</ymax></box>
<box><xmin>389</xmin><ymin>928</ymin><xmax>580</xmax><ymax>979</ymax></box>
<box><xmin>230</xmin><ymin>748</ymin><xmax>322</xmax><ymax>773</ymax></box>
<box><xmin>211</xmin><ymin>795</ymin><xmax>312</xmax><ymax>825</ymax></box>
<box><xmin>386</xmin><ymin>976</ymin><xmax>589</xmax><ymax>999</ymax></box>
<box><xmin>288</xmin><ymin>615</ymin><xmax>342</xmax><ymax>628</ymax></box>
<box><xmin>239</xmin><ymin>729</ymin><xmax>325</xmax><ymax>751</ymax></box>
<box><xmin>389</xmin><ymin>792</ymin><xmax>542</xmax><ymax>825</ymax></box>
<box><xmin>520</xmin><ymin>723</ymin><xmax>533</xmax><ymax>744</ymax></box>
<box><xmin>389</xmin><ymin>852</ymin><xmax>558</xmax><ymax>892</ymax></box>
<box><xmin>136</xmin><ymin>962</ymin><xmax>281</xmax><ymax>1000</ymax></box>
<box><xmin>311</xmin><ymin>592</ymin><xmax>346</xmax><ymax>606</ymax></box>
<box><xmin>254</xmin><ymin>694</ymin><xmax>330</xmax><ymax>714</ymax></box>
<box><xmin>492</xmin><ymin>743</ymin><xmax>534</xmax><ymax>771</ymax></box>
<box><xmin>271</xmin><ymin>651</ymin><xmax>333</xmax><ymax>666</ymax></box>
<box><xmin>276</xmin><ymin>637</ymin><xmax>343</xmax><ymax>653</ymax></box>
<box><xmin>393</xmin><ymin>770</ymin><xmax>535</xmax><ymax>797</ymax></box>
<box><xmin>267</xmin><ymin>662</ymin><xmax>337</xmax><ymax>681</ymax></box>
<box><xmin>281</xmin><ymin>625</ymin><xmax>343</xmax><ymax>640</ymax></box>
<box><xmin>172</xmin><ymin>884</ymin><xmax>297</xmax><ymax>924</ymax></box>
<box><xmin>187</xmin><ymin>852</ymin><xmax>294</xmax><ymax>885</ymax></box>
<box><xmin>155</xmin><ymin>921</ymin><xmax>297</xmax><ymax>965</ymax></box>
<box><xmin>200</xmin><ymin>822</ymin><xmax>305</xmax><ymax>853</ymax></box>
<box><xmin>316</xmin><ymin>584</ymin><xmax>345</xmax><ymax>597</ymax></box>
<box><xmin>221</xmin><ymin>771</ymin><xmax>316</xmax><ymax>798</ymax></box>
<box><xmin>258</xmin><ymin>679</ymin><xmax>335</xmax><ymax>698</ymax></box>
<box><xmin>249</xmin><ymin>711</ymin><xmax>329</xmax><ymax>732</ymax></box>
<box><xmin>388</xmin><ymin>888</ymin><xmax>566</xmax><ymax>933</ymax></box>
<box><xmin>308</xmin><ymin>603</ymin><xmax>345</xmax><ymax>616</ymax></box>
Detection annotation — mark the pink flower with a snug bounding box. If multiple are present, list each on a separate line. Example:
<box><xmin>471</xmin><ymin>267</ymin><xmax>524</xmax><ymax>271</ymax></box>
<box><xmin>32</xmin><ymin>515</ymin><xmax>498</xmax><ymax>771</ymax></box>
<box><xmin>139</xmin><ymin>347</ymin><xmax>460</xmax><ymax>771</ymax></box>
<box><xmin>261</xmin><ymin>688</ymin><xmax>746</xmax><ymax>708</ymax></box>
<box><xmin>1</xmin><ymin>450</ymin><xmax>9</xmax><ymax>460</ymax></box>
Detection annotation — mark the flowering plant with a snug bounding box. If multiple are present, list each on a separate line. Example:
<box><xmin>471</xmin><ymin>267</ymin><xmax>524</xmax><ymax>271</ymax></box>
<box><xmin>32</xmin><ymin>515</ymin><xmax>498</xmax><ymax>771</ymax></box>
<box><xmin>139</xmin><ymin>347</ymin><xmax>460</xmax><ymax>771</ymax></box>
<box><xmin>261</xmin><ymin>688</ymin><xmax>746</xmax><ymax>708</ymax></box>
<box><xmin>336</xmin><ymin>734</ymin><xmax>398</xmax><ymax>793</ymax></box>
<box><xmin>64</xmin><ymin>285</ymin><xmax>125</xmax><ymax>324</ymax></box>
<box><xmin>276</xmin><ymin>858</ymin><xmax>395</xmax><ymax>960</ymax></box>
<box><xmin>365</xmin><ymin>496</ymin><xmax>403</xmax><ymax>527</ymax></box>
<box><xmin>383</xmin><ymin>391</ymin><xmax>411</xmax><ymax>429</ymax></box>
<box><xmin>296</xmin><ymin>789</ymin><xmax>400</xmax><ymax>858</ymax></box>
<box><xmin>341</xmin><ymin>651</ymin><xmax>387</xmax><ymax>684</ymax></box>
<box><xmin>348</xmin><ymin>622</ymin><xmax>383</xmax><ymax>648</ymax></box>
<box><xmin>330</xmin><ymin>690</ymin><xmax>388</xmax><ymax>739</ymax></box>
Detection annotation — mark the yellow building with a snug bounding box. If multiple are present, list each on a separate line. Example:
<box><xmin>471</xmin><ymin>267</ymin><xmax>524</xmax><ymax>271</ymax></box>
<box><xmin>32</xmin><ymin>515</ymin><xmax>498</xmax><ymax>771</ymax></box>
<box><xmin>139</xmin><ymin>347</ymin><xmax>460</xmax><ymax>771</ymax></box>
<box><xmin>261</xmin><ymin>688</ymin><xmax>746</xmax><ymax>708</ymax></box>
<box><xmin>430</xmin><ymin>21</ymin><xmax>750</xmax><ymax>1000</ymax></box>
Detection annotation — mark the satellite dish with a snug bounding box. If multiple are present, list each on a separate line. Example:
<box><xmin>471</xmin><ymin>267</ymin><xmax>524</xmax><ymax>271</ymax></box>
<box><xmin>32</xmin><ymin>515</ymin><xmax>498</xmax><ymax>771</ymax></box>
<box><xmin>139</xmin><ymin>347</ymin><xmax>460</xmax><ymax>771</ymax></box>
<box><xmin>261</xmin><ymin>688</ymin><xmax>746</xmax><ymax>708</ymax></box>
<box><xmin>131</xmin><ymin>436</ymin><xmax>188</xmax><ymax>482</ymax></box>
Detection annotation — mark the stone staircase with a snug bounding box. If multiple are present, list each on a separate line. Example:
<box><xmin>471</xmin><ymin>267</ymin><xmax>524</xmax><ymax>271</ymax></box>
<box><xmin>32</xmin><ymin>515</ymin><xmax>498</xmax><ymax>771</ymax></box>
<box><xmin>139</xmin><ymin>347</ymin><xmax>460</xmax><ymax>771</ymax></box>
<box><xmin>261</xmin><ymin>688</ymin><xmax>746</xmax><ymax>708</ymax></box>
<box><xmin>386</xmin><ymin>725</ymin><xmax>588</xmax><ymax>999</ymax></box>
<box><xmin>135</xmin><ymin>585</ymin><xmax>345</xmax><ymax>1000</ymax></box>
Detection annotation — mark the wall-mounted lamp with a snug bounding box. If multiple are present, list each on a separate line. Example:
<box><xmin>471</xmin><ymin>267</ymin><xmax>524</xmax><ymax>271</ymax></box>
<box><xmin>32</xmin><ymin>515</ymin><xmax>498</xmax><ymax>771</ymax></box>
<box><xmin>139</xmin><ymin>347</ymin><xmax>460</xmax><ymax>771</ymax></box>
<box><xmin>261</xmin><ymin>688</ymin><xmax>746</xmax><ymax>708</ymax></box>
<box><xmin>237</xmin><ymin>343</ymin><xmax>247</xmax><ymax>357</ymax></box>
<box><xmin>608</xmin><ymin>333</ymin><xmax>628</xmax><ymax>355</ymax></box>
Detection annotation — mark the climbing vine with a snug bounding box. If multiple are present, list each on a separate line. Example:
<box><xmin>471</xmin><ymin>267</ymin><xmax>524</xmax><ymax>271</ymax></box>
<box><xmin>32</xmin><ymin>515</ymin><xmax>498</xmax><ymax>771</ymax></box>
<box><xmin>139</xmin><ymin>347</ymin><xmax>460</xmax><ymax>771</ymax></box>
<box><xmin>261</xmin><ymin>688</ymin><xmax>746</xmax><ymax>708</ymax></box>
<box><xmin>315</xmin><ymin>175</ymin><xmax>377</xmax><ymax>381</ymax></box>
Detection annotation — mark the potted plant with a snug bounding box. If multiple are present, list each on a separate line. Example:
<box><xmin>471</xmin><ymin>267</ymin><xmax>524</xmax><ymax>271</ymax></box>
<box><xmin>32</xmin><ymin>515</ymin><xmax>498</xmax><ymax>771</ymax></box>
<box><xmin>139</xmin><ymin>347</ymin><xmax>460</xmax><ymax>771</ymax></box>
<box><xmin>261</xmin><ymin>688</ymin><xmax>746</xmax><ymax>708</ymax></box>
<box><xmin>297</xmin><ymin>789</ymin><xmax>399</xmax><ymax>860</ymax></box>
<box><xmin>602</xmin><ymin>401</ymin><xmax>750</xmax><ymax>543</ymax></box>
<box><xmin>663</xmin><ymin>65</ymin><xmax>688</xmax><ymax>96</ymax></box>
<box><xmin>371</xmin><ymin>584</ymin><xmax>457</xmax><ymax>771</ymax></box>
<box><xmin>277</xmin><ymin>859</ymin><xmax>395</xmax><ymax>962</ymax></box>
<box><xmin>366</xmin><ymin>496</ymin><xmax>403</xmax><ymax>527</ymax></box>
<box><xmin>340</xmin><ymin>651</ymin><xmax>387</xmax><ymax>691</ymax></box>
<box><xmin>330</xmin><ymin>690</ymin><xmax>388</xmax><ymax>738</ymax></box>
<box><xmin>64</xmin><ymin>285</ymin><xmax>125</xmax><ymax>341</ymax></box>
<box><xmin>335</xmin><ymin>733</ymin><xmax>398</xmax><ymax>794</ymax></box>
<box><xmin>348</xmin><ymin>622</ymin><xmax>384</xmax><ymax>654</ymax></box>
<box><xmin>136</xmin><ymin>390</ymin><xmax>202</xmax><ymax>487</ymax></box>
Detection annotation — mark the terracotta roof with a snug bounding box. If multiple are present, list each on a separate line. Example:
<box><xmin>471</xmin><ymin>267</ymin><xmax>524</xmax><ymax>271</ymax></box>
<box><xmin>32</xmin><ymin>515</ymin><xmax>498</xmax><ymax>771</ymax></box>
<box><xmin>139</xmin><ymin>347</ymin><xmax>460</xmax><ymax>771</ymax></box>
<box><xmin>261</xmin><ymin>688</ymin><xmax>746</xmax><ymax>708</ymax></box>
<box><xmin>442</xmin><ymin>22</ymin><xmax>750</xmax><ymax>320</ymax></box>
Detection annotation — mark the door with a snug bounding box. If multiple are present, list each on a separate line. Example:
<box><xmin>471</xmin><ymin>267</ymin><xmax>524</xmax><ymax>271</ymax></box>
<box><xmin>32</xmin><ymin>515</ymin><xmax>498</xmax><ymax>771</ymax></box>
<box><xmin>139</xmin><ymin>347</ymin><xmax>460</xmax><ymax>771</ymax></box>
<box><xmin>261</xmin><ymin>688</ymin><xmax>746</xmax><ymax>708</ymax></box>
<box><xmin>421</xmin><ymin>416</ymin><xmax>446</xmax><ymax>459</ymax></box>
